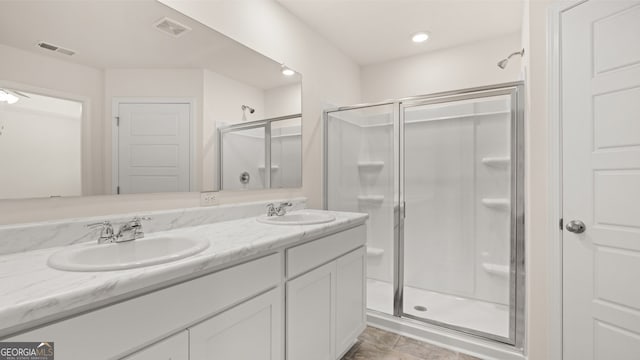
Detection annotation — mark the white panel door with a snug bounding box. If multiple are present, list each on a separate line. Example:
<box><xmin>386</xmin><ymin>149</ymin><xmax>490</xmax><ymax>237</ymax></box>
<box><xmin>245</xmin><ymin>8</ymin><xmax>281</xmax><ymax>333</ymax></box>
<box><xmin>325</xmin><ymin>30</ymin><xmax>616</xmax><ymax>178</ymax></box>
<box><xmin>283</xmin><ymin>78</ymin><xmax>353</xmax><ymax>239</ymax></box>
<box><xmin>335</xmin><ymin>247</ymin><xmax>366</xmax><ymax>357</ymax></box>
<box><xmin>122</xmin><ymin>331</ymin><xmax>188</xmax><ymax>360</ymax></box>
<box><xmin>562</xmin><ymin>1</ymin><xmax>640</xmax><ymax>359</ymax></box>
<box><xmin>287</xmin><ymin>262</ymin><xmax>336</xmax><ymax>360</ymax></box>
<box><xmin>117</xmin><ymin>103</ymin><xmax>190</xmax><ymax>194</ymax></box>
<box><xmin>189</xmin><ymin>288</ymin><xmax>282</xmax><ymax>360</ymax></box>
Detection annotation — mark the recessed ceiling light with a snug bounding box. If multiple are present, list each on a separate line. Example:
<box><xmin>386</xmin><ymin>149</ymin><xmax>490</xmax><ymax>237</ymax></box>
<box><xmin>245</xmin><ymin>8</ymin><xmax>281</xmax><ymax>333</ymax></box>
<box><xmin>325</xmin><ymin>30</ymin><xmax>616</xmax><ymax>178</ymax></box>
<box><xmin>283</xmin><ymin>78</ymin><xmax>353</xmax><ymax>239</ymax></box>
<box><xmin>411</xmin><ymin>32</ymin><xmax>430</xmax><ymax>43</ymax></box>
<box><xmin>281</xmin><ymin>65</ymin><xmax>295</xmax><ymax>76</ymax></box>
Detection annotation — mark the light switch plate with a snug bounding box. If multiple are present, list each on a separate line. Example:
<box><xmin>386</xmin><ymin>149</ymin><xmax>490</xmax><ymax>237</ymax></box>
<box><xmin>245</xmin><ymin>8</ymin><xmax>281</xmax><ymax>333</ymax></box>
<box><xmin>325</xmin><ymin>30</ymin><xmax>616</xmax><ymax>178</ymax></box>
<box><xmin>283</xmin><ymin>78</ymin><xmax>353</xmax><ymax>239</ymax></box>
<box><xmin>200</xmin><ymin>191</ymin><xmax>219</xmax><ymax>206</ymax></box>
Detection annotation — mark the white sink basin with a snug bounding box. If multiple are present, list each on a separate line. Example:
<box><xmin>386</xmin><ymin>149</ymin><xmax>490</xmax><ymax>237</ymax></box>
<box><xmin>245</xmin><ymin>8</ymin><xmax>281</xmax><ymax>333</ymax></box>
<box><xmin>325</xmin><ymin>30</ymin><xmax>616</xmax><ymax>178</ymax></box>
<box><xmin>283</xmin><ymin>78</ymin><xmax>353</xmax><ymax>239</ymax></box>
<box><xmin>257</xmin><ymin>211</ymin><xmax>336</xmax><ymax>225</ymax></box>
<box><xmin>48</xmin><ymin>235</ymin><xmax>210</xmax><ymax>272</ymax></box>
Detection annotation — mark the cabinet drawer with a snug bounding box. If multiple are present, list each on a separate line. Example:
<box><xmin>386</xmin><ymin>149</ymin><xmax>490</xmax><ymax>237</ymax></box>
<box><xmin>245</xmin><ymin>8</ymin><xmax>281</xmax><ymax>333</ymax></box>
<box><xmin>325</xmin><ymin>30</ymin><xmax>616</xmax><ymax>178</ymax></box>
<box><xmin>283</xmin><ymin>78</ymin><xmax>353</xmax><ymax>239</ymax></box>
<box><xmin>8</xmin><ymin>253</ymin><xmax>282</xmax><ymax>360</ymax></box>
<box><xmin>286</xmin><ymin>225</ymin><xmax>365</xmax><ymax>278</ymax></box>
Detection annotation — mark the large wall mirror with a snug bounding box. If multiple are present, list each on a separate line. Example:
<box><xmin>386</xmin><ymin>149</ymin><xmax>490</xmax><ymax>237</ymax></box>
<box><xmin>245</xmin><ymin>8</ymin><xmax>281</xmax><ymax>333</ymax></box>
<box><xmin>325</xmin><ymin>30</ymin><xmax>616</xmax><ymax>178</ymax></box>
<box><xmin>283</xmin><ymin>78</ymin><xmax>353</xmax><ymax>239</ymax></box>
<box><xmin>0</xmin><ymin>0</ymin><xmax>302</xmax><ymax>200</ymax></box>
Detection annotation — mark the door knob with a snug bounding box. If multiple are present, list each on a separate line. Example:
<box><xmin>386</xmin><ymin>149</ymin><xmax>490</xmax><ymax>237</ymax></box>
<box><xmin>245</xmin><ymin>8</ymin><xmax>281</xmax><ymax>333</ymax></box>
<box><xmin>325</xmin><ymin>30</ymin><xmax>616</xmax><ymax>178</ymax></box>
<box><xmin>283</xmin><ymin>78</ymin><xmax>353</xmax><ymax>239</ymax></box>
<box><xmin>565</xmin><ymin>220</ymin><xmax>586</xmax><ymax>234</ymax></box>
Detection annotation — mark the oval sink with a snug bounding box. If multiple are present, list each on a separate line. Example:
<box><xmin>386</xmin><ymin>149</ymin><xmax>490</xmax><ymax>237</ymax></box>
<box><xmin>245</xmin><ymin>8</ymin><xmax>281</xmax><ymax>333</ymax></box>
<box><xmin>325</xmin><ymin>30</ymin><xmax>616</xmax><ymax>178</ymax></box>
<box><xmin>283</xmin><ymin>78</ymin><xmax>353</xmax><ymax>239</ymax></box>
<box><xmin>48</xmin><ymin>236</ymin><xmax>210</xmax><ymax>272</ymax></box>
<box><xmin>257</xmin><ymin>211</ymin><xmax>336</xmax><ymax>225</ymax></box>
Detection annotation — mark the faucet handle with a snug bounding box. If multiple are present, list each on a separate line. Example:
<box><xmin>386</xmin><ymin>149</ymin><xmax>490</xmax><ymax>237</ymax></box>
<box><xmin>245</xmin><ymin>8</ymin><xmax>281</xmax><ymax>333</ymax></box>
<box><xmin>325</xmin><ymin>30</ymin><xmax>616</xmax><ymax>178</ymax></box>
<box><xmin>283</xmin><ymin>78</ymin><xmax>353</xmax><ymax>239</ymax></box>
<box><xmin>87</xmin><ymin>221</ymin><xmax>115</xmax><ymax>244</ymax></box>
<box><xmin>276</xmin><ymin>201</ymin><xmax>293</xmax><ymax>216</ymax></box>
<box><xmin>266</xmin><ymin>203</ymin><xmax>277</xmax><ymax>217</ymax></box>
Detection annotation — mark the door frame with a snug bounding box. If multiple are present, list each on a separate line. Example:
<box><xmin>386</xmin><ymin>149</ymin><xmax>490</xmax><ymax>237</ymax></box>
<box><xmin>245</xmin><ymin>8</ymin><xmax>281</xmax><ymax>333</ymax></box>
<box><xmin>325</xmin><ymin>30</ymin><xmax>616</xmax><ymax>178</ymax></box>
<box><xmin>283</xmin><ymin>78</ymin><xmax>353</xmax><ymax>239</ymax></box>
<box><xmin>547</xmin><ymin>1</ymin><xmax>589</xmax><ymax>360</ymax></box>
<box><xmin>111</xmin><ymin>98</ymin><xmax>196</xmax><ymax>194</ymax></box>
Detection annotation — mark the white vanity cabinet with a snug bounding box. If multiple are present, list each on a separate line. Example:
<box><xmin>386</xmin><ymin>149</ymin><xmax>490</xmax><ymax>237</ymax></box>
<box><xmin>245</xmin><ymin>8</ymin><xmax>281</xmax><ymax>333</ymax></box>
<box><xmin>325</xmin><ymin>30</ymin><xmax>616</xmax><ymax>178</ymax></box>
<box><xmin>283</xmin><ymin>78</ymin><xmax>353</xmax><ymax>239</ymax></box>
<box><xmin>7</xmin><ymin>253</ymin><xmax>281</xmax><ymax>360</ymax></box>
<box><xmin>5</xmin><ymin>222</ymin><xmax>366</xmax><ymax>360</ymax></box>
<box><xmin>189</xmin><ymin>288</ymin><xmax>282</xmax><ymax>360</ymax></box>
<box><xmin>335</xmin><ymin>247</ymin><xmax>366</xmax><ymax>356</ymax></box>
<box><xmin>287</xmin><ymin>261</ymin><xmax>337</xmax><ymax>360</ymax></box>
<box><xmin>123</xmin><ymin>331</ymin><xmax>189</xmax><ymax>360</ymax></box>
<box><xmin>286</xmin><ymin>226</ymin><xmax>367</xmax><ymax>360</ymax></box>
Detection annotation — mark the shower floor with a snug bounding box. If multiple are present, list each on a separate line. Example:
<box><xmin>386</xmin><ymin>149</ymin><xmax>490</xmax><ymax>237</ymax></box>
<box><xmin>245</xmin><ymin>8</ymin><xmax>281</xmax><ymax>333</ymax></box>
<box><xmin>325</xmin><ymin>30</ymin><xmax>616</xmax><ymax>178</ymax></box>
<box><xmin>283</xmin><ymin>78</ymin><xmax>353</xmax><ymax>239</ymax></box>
<box><xmin>367</xmin><ymin>278</ymin><xmax>510</xmax><ymax>338</ymax></box>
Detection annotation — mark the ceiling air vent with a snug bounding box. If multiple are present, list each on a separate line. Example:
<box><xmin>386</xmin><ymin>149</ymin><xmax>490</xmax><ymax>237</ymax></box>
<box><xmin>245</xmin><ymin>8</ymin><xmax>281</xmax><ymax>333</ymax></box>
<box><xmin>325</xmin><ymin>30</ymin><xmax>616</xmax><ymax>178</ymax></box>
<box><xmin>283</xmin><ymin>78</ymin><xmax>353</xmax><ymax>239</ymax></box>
<box><xmin>154</xmin><ymin>17</ymin><xmax>192</xmax><ymax>38</ymax></box>
<box><xmin>36</xmin><ymin>42</ymin><xmax>76</xmax><ymax>56</ymax></box>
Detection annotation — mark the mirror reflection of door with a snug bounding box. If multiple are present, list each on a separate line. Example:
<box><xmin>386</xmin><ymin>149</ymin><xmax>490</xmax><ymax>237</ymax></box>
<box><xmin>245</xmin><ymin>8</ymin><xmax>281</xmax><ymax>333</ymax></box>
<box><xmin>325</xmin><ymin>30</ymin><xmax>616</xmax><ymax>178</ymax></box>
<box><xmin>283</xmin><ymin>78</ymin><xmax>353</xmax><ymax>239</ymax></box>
<box><xmin>115</xmin><ymin>102</ymin><xmax>192</xmax><ymax>195</ymax></box>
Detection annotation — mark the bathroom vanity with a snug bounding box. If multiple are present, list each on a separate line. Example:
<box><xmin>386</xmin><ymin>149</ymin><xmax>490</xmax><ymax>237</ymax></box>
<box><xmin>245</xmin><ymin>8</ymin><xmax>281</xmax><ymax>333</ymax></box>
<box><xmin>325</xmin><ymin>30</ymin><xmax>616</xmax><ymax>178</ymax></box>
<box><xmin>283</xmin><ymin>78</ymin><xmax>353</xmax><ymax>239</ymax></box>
<box><xmin>0</xmin><ymin>209</ymin><xmax>367</xmax><ymax>360</ymax></box>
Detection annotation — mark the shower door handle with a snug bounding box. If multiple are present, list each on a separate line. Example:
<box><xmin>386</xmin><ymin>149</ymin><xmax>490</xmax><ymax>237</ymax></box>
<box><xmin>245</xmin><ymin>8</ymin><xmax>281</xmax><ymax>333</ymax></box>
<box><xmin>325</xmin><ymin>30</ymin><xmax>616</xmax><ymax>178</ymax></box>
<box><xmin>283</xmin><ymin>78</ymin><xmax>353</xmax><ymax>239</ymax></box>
<box><xmin>565</xmin><ymin>220</ymin><xmax>586</xmax><ymax>234</ymax></box>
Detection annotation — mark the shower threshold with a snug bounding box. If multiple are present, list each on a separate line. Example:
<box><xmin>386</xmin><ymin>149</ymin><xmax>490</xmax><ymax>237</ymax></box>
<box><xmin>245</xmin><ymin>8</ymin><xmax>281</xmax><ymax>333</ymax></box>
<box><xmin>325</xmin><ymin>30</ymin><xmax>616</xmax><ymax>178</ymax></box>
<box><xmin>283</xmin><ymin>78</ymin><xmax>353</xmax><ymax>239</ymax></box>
<box><xmin>367</xmin><ymin>278</ymin><xmax>509</xmax><ymax>338</ymax></box>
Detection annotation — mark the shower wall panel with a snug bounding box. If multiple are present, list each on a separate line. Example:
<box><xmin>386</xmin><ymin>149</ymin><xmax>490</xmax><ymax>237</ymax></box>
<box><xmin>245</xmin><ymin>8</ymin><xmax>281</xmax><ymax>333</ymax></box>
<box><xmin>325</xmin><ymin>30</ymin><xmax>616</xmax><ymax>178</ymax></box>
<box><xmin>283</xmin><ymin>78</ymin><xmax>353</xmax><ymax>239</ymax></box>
<box><xmin>326</xmin><ymin>105</ymin><xmax>395</xmax><ymax>314</ymax></box>
<box><xmin>221</xmin><ymin>129</ymin><xmax>265</xmax><ymax>190</ymax></box>
<box><xmin>403</xmin><ymin>96</ymin><xmax>511</xmax><ymax>306</ymax></box>
<box><xmin>360</xmin><ymin>122</ymin><xmax>394</xmax><ymax>284</ymax></box>
<box><xmin>404</xmin><ymin>118</ymin><xmax>476</xmax><ymax>296</ymax></box>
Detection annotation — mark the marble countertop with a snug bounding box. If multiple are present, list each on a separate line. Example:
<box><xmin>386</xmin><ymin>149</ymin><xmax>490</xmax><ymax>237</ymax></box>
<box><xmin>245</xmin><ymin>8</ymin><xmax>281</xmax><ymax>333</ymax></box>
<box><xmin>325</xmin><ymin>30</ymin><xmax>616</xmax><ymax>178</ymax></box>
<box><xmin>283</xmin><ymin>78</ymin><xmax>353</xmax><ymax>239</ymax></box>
<box><xmin>0</xmin><ymin>210</ymin><xmax>367</xmax><ymax>338</ymax></box>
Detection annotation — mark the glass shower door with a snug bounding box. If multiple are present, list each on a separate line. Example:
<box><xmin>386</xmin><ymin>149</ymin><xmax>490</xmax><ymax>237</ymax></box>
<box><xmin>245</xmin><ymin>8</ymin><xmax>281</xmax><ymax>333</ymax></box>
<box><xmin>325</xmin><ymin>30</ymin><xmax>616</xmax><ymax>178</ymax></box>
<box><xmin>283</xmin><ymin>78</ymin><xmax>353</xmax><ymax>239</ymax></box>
<box><xmin>400</xmin><ymin>87</ymin><xmax>524</xmax><ymax>345</ymax></box>
<box><xmin>325</xmin><ymin>103</ymin><xmax>398</xmax><ymax>316</ymax></box>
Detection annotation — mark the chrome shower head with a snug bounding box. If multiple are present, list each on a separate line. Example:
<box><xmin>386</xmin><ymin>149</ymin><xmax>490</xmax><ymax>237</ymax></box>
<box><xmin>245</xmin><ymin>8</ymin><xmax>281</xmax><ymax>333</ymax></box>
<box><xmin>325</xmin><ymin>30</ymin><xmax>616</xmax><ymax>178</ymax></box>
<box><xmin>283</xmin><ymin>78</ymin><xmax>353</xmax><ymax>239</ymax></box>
<box><xmin>497</xmin><ymin>48</ymin><xmax>525</xmax><ymax>69</ymax></box>
<box><xmin>241</xmin><ymin>105</ymin><xmax>255</xmax><ymax>114</ymax></box>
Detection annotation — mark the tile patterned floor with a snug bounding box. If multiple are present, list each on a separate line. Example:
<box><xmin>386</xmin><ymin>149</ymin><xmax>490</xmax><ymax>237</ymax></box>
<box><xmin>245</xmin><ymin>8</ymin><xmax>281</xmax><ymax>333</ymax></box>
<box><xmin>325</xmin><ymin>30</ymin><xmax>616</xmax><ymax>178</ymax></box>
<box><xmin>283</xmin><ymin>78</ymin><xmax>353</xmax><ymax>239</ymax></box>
<box><xmin>341</xmin><ymin>326</ymin><xmax>482</xmax><ymax>360</ymax></box>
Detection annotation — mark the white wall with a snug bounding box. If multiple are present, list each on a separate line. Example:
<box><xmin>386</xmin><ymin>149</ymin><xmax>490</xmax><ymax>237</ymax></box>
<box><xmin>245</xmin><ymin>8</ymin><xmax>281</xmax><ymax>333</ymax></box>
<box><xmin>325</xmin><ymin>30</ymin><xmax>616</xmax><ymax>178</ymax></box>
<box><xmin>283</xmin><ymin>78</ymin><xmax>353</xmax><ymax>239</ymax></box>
<box><xmin>0</xmin><ymin>44</ymin><xmax>104</xmax><ymax>196</ymax></box>
<box><xmin>264</xmin><ymin>83</ymin><xmax>302</xmax><ymax>118</ymax></box>
<box><xmin>361</xmin><ymin>32</ymin><xmax>522</xmax><ymax>102</ymax></box>
<box><xmin>522</xmin><ymin>1</ymin><xmax>552</xmax><ymax>359</ymax></box>
<box><xmin>0</xmin><ymin>95</ymin><xmax>82</xmax><ymax>199</ymax></box>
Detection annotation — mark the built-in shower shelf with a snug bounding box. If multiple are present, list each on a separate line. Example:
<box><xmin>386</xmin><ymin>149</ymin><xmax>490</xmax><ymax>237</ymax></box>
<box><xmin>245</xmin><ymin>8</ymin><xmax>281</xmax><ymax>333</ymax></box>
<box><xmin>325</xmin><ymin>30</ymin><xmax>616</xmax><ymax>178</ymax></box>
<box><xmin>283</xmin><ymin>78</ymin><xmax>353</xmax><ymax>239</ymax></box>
<box><xmin>481</xmin><ymin>198</ymin><xmax>510</xmax><ymax>210</ymax></box>
<box><xmin>482</xmin><ymin>263</ymin><xmax>509</xmax><ymax>278</ymax></box>
<box><xmin>357</xmin><ymin>195</ymin><xmax>384</xmax><ymax>206</ymax></box>
<box><xmin>404</xmin><ymin>110</ymin><xmax>510</xmax><ymax>125</ymax></box>
<box><xmin>481</xmin><ymin>156</ymin><xmax>510</xmax><ymax>168</ymax></box>
<box><xmin>358</xmin><ymin>161</ymin><xmax>385</xmax><ymax>171</ymax></box>
<box><xmin>367</xmin><ymin>247</ymin><xmax>384</xmax><ymax>257</ymax></box>
<box><xmin>258</xmin><ymin>165</ymin><xmax>280</xmax><ymax>171</ymax></box>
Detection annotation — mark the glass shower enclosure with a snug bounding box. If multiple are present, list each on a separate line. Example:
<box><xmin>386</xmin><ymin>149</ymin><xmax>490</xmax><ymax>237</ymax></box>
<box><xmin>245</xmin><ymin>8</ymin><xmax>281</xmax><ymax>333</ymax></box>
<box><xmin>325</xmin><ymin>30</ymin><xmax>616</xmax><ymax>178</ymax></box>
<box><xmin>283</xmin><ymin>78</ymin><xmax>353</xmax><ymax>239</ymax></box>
<box><xmin>218</xmin><ymin>114</ymin><xmax>302</xmax><ymax>190</ymax></box>
<box><xmin>323</xmin><ymin>82</ymin><xmax>524</xmax><ymax>347</ymax></box>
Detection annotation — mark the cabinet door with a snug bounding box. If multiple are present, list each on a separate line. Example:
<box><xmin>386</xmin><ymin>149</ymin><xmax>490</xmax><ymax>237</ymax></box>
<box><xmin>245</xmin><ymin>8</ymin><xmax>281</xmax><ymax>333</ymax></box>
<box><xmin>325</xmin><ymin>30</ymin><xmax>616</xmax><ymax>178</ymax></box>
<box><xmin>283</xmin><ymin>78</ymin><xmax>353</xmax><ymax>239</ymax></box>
<box><xmin>190</xmin><ymin>288</ymin><xmax>282</xmax><ymax>360</ymax></box>
<box><xmin>286</xmin><ymin>261</ymin><xmax>336</xmax><ymax>360</ymax></box>
<box><xmin>335</xmin><ymin>247</ymin><xmax>366</xmax><ymax>356</ymax></box>
<box><xmin>122</xmin><ymin>331</ymin><xmax>188</xmax><ymax>360</ymax></box>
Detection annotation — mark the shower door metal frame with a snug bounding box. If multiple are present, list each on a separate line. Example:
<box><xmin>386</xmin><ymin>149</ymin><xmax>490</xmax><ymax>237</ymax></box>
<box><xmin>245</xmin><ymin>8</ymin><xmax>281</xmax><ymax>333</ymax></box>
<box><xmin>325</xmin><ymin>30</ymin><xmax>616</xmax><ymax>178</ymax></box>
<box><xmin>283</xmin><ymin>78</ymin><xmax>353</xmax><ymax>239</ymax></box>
<box><xmin>322</xmin><ymin>81</ymin><xmax>525</xmax><ymax>349</ymax></box>
<box><xmin>398</xmin><ymin>82</ymin><xmax>525</xmax><ymax>348</ymax></box>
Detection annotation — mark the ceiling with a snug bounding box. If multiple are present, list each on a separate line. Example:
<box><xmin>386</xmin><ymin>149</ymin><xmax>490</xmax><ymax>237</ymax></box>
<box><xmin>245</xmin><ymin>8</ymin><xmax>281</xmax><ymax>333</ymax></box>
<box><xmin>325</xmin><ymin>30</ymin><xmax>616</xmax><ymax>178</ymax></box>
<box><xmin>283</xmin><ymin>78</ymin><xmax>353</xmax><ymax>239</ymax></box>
<box><xmin>277</xmin><ymin>0</ymin><xmax>524</xmax><ymax>65</ymax></box>
<box><xmin>0</xmin><ymin>1</ymin><xmax>300</xmax><ymax>90</ymax></box>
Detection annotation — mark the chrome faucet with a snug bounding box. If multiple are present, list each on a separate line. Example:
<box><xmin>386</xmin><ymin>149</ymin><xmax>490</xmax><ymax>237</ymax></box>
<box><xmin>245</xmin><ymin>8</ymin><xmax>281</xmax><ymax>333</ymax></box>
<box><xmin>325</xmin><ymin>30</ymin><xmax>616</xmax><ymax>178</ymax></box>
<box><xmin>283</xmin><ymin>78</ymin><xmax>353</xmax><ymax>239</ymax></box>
<box><xmin>87</xmin><ymin>216</ymin><xmax>151</xmax><ymax>244</ymax></box>
<box><xmin>116</xmin><ymin>216</ymin><xmax>151</xmax><ymax>242</ymax></box>
<box><xmin>87</xmin><ymin>221</ymin><xmax>115</xmax><ymax>244</ymax></box>
<box><xmin>266</xmin><ymin>202</ymin><xmax>293</xmax><ymax>217</ymax></box>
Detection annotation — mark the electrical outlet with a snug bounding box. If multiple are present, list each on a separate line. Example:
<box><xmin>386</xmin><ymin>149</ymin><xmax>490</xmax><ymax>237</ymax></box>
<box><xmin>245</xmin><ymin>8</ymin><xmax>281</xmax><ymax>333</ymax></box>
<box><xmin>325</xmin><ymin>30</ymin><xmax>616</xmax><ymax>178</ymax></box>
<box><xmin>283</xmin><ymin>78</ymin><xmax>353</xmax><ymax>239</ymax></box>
<box><xmin>200</xmin><ymin>191</ymin><xmax>219</xmax><ymax>206</ymax></box>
